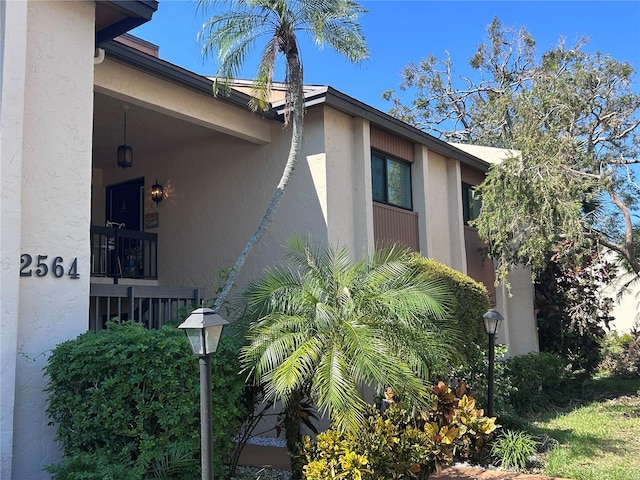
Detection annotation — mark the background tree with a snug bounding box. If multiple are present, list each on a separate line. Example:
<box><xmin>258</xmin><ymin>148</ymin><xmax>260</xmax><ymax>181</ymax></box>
<box><xmin>535</xmin><ymin>246</ymin><xmax>615</xmax><ymax>374</ymax></box>
<box><xmin>198</xmin><ymin>0</ymin><xmax>368</xmax><ymax>314</ymax></box>
<box><xmin>240</xmin><ymin>236</ymin><xmax>461</xmax><ymax>477</ymax></box>
<box><xmin>383</xmin><ymin>17</ymin><xmax>640</xmax><ymax>283</ymax></box>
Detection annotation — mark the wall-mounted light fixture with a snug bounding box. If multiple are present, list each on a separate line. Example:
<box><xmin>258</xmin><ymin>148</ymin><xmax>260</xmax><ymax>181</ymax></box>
<box><xmin>151</xmin><ymin>179</ymin><xmax>164</xmax><ymax>204</ymax></box>
<box><xmin>117</xmin><ymin>106</ymin><xmax>133</xmax><ymax>169</ymax></box>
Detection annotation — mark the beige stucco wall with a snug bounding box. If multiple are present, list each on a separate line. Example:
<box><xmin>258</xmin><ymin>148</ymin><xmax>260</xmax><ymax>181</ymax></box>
<box><xmin>495</xmin><ymin>266</ymin><xmax>539</xmax><ymax>356</ymax></box>
<box><xmin>1</xmin><ymin>1</ymin><xmax>95</xmax><ymax>478</ymax></box>
<box><xmin>610</xmin><ymin>291</ymin><xmax>638</xmax><ymax>332</ymax></box>
<box><xmin>322</xmin><ymin>107</ymin><xmax>374</xmax><ymax>259</ymax></box>
<box><xmin>600</xmin><ymin>262</ymin><xmax>639</xmax><ymax>333</ymax></box>
<box><xmin>90</xmin><ymin>97</ymin><xmax>385</xmax><ymax>306</ymax></box>
<box><xmin>418</xmin><ymin>148</ymin><xmax>465</xmax><ymax>270</ymax></box>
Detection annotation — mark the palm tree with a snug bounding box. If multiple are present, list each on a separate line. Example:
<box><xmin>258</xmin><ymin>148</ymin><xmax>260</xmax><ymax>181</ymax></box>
<box><xmin>240</xmin><ymin>236</ymin><xmax>461</xmax><ymax>474</ymax></box>
<box><xmin>198</xmin><ymin>0</ymin><xmax>369</xmax><ymax>314</ymax></box>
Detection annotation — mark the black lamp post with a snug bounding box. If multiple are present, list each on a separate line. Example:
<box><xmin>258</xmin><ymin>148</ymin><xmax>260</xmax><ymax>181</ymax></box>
<box><xmin>178</xmin><ymin>308</ymin><xmax>228</xmax><ymax>480</ymax></box>
<box><xmin>483</xmin><ymin>309</ymin><xmax>504</xmax><ymax>417</ymax></box>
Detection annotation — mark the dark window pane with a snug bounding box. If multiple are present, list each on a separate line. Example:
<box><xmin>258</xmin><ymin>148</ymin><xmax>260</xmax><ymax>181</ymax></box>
<box><xmin>462</xmin><ymin>184</ymin><xmax>471</xmax><ymax>224</ymax></box>
<box><xmin>462</xmin><ymin>183</ymin><xmax>481</xmax><ymax>225</ymax></box>
<box><xmin>386</xmin><ymin>159</ymin><xmax>411</xmax><ymax>209</ymax></box>
<box><xmin>469</xmin><ymin>188</ymin><xmax>481</xmax><ymax>220</ymax></box>
<box><xmin>371</xmin><ymin>154</ymin><xmax>386</xmax><ymax>203</ymax></box>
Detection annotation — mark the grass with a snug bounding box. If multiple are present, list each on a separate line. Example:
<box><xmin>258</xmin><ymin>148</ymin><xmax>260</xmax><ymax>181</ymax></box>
<box><xmin>529</xmin><ymin>378</ymin><xmax>640</xmax><ymax>480</ymax></box>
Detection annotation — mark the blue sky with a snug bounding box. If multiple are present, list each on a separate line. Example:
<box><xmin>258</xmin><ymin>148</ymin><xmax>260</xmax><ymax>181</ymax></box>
<box><xmin>132</xmin><ymin>1</ymin><xmax>640</xmax><ymax>113</ymax></box>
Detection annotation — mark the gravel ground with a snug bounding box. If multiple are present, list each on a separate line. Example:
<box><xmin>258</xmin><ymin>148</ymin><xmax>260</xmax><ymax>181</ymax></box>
<box><xmin>231</xmin><ymin>466</ymin><xmax>291</xmax><ymax>480</ymax></box>
<box><xmin>230</xmin><ymin>437</ymin><xmax>290</xmax><ymax>479</ymax></box>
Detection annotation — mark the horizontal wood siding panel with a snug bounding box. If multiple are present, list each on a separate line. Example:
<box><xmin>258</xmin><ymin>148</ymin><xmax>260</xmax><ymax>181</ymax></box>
<box><xmin>370</xmin><ymin>125</ymin><xmax>414</xmax><ymax>162</ymax></box>
<box><xmin>373</xmin><ymin>202</ymin><xmax>419</xmax><ymax>251</ymax></box>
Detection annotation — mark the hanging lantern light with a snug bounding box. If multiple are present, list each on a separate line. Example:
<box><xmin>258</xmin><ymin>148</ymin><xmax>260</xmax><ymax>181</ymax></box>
<box><xmin>117</xmin><ymin>106</ymin><xmax>133</xmax><ymax>169</ymax></box>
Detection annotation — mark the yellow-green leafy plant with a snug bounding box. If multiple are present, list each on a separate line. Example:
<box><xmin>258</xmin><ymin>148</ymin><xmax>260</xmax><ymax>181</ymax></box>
<box><xmin>429</xmin><ymin>381</ymin><xmax>498</xmax><ymax>462</ymax></box>
<box><xmin>301</xmin><ymin>382</ymin><xmax>498</xmax><ymax>479</ymax></box>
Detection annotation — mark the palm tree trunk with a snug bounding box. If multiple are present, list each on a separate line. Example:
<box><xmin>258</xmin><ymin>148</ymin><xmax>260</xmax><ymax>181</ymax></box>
<box><xmin>212</xmin><ymin>52</ymin><xmax>305</xmax><ymax>315</ymax></box>
<box><xmin>284</xmin><ymin>389</ymin><xmax>304</xmax><ymax>480</ymax></box>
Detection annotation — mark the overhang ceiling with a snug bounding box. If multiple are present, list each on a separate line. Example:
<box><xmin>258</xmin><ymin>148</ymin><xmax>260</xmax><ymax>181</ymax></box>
<box><xmin>93</xmin><ymin>92</ymin><xmax>221</xmax><ymax>169</ymax></box>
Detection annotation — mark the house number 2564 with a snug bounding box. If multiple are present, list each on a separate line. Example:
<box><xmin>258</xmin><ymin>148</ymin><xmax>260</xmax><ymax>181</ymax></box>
<box><xmin>20</xmin><ymin>254</ymin><xmax>80</xmax><ymax>279</ymax></box>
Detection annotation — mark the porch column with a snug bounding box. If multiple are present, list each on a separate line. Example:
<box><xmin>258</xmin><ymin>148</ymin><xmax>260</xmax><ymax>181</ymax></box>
<box><xmin>0</xmin><ymin>1</ymin><xmax>28</xmax><ymax>477</ymax></box>
<box><xmin>413</xmin><ymin>144</ymin><xmax>430</xmax><ymax>256</ymax></box>
<box><xmin>4</xmin><ymin>1</ymin><xmax>95</xmax><ymax>478</ymax></box>
<box><xmin>349</xmin><ymin>117</ymin><xmax>374</xmax><ymax>259</ymax></box>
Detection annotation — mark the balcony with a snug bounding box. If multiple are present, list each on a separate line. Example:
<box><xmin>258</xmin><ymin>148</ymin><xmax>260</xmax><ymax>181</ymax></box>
<box><xmin>89</xmin><ymin>225</ymin><xmax>205</xmax><ymax>331</ymax></box>
<box><xmin>89</xmin><ymin>284</ymin><xmax>202</xmax><ymax>331</ymax></box>
<box><xmin>90</xmin><ymin>224</ymin><xmax>158</xmax><ymax>283</ymax></box>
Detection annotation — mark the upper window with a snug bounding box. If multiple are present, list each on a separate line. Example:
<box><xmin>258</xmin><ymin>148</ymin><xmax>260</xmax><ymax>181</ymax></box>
<box><xmin>462</xmin><ymin>182</ymin><xmax>482</xmax><ymax>226</ymax></box>
<box><xmin>371</xmin><ymin>152</ymin><xmax>412</xmax><ymax>210</ymax></box>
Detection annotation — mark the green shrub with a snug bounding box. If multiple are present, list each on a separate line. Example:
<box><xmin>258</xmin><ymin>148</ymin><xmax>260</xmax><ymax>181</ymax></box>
<box><xmin>411</xmin><ymin>257</ymin><xmax>491</xmax><ymax>366</ymax></box>
<box><xmin>301</xmin><ymin>382</ymin><xmax>498</xmax><ymax>480</ymax></box>
<box><xmin>45</xmin><ymin>321</ymin><xmax>246</xmax><ymax>479</ymax></box>
<box><xmin>536</xmin><ymin>255</ymin><xmax>614</xmax><ymax>375</ymax></box>
<box><xmin>504</xmin><ymin>352</ymin><xmax>568</xmax><ymax>414</ymax></box>
<box><xmin>491</xmin><ymin>430</ymin><xmax>538</xmax><ymax>471</ymax></box>
<box><xmin>440</xmin><ymin>344</ymin><xmax>515</xmax><ymax>419</ymax></box>
<box><xmin>599</xmin><ymin>329</ymin><xmax>640</xmax><ymax>379</ymax></box>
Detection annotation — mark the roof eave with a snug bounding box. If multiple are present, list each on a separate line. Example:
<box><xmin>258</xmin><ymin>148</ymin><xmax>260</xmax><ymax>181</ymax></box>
<box><xmin>96</xmin><ymin>1</ymin><xmax>159</xmax><ymax>45</ymax></box>
<box><xmin>279</xmin><ymin>86</ymin><xmax>490</xmax><ymax>171</ymax></box>
<box><xmin>100</xmin><ymin>41</ymin><xmax>282</xmax><ymax>120</ymax></box>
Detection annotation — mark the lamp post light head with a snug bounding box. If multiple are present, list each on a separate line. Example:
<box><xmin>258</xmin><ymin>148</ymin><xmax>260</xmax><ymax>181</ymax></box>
<box><xmin>483</xmin><ymin>309</ymin><xmax>504</xmax><ymax>336</ymax></box>
<box><xmin>178</xmin><ymin>307</ymin><xmax>228</xmax><ymax>356</ymax></box>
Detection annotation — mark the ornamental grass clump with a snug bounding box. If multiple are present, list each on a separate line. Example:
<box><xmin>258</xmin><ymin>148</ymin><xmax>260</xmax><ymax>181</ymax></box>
<box><xmin>491</xmin><ymin>430</ymin><xmax>538</xmax><ymax>471</ymax></box>
<box><xmin>301</xmin><ymin>382</ymin><xmax>498</xmax><ymax>480</ymax></box>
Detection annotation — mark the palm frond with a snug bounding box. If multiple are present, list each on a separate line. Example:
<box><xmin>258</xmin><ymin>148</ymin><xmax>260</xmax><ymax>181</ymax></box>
<box><xmin>300</xmin><ymin>0</ymin><xmax>368</xmax><ymax>61</ymax></box>
<box><xmin>241</xmin><ymin>237</ymin><xmax>462</xmax><ymax>432</ymax></box>
<box><xmin>269</xmin><ymin>334</ymin><xmax>325</xmax><ymax>398</ymax></box>
<box><xmin>249</xmin><ymin>37</ymin><xmax>279</xmax><ymax>111</ymax></box>
<box><xmin>311</xmin><ymin>344</ymin><xmax>366</xmax><ymax>431</ymax></box>
<box><xmin>200</xmin><ymin>0</ymin><xmax>368</xmax><ymax>114</ymax></box>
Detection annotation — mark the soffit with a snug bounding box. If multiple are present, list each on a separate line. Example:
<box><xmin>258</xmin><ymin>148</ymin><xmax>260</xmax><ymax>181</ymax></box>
<box><xmin>93</xmin><ymin>91</ymin><xmax>223</xmax><ymax>170</ymax></box>
<box><xmin>95</xmin><ymin>1</ymin><xmax>158</xmax><ymax>45</ymax></box>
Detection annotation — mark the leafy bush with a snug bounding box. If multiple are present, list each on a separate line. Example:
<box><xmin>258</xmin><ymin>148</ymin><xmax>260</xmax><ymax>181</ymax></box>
<box><xmin>45</xmin><ymin>321</ymin><xmax>246</xmax><ymax>479</ymax></box>
<box><xmin>491</xmin><ymin>430</ymin><xmax>538</xmax><ymax>471</ymax></box>
<box><xmin>535</xmin><ymin>253</ymin><xmax>614</xmax><ymax>374</ymax></box>
<box><xmin>301</xmin><ymin>382</ymin><xmax>498</xmax><ymax>480</ymax></box>
<box><xmin>599</xmin><ymin>329</ymin><xmax>640</xmax><ymax>379</ymax></box>
<box><xmin>504</xmin><ymin>352</ymin><xmax>568</xmax><ymax>414</ymax></box>
<box><xmin>438</xmin><ymin>344</ymin><xmax>515</xmax><ymax>419</ymax></box>
<box><xmin>411</xmin><ymin>256</ymin><xmax>491</xmax><ymax>368</ymax></box>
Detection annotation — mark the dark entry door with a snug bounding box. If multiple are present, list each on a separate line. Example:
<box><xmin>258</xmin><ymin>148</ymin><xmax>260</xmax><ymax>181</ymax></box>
<box><xmin>106</xmin><ymin>177</ymin><xmax>144</xmax><ymax>231</ymax></box>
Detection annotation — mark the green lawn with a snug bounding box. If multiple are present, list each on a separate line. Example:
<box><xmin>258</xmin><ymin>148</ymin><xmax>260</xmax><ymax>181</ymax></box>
<box><xmin>530</xmin><ymin>378</ymin><xmax>640</xmax><ymax>480</ymax></box>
